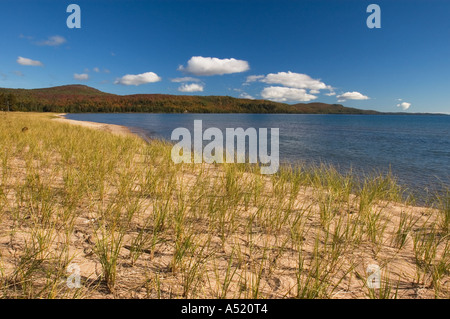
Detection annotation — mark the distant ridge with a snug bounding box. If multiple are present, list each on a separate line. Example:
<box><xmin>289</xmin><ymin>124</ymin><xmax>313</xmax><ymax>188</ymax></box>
<box><xmin>0</xmin><ymin>84</ymin><xmax>436</xmax><ymax>115</ymax></box>
<box><xmin>31</xmin><ymin>84</ymin><xmax>111</xmax><ymax>96</ymax></box>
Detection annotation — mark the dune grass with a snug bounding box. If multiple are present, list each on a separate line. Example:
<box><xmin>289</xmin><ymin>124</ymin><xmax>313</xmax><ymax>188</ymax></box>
<box><xmin>0</xmin><ymin>112</ymin><xmax>448</xmax><ymax>299</ymax></box>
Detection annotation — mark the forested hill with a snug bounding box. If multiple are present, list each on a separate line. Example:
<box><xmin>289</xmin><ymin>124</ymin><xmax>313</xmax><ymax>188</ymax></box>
<box><xmin>0</xmin><ymin>84</ymin><xmax>380</xmax><ymax>114</ymax></box>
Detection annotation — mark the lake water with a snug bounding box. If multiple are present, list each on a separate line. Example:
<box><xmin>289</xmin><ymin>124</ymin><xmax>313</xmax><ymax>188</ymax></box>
<box><xmin>66</xmin><ymin>113</ymin><xmax>450</xmax><ymax>198</ymax></box>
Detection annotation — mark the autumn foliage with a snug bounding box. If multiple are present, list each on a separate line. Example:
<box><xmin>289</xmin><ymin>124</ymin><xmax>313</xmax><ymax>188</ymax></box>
<box><xmin>0</xmin><ymin>85</ymin><xmax>378</xmax><ymax>114</ymax></box>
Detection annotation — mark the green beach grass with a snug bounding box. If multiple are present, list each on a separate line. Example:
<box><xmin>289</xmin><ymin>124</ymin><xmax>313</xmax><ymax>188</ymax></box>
<box><xmin>0</xmin><ymin>112</ymin><xmax>448</xmax><ymax>298</ymax></box>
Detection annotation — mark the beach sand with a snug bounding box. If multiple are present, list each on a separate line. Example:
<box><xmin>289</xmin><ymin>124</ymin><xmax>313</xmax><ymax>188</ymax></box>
<box><xmin>53</xmin><ymin>113</ymin><xmax>133</xmax><ymax>137</ymax></box>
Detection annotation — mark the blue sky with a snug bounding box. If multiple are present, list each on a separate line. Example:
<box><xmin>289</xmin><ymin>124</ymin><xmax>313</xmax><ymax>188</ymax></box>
<box><xmin>1</xmin><ymin>0</ymin><xmax>449</xmax><ymax>113</ymax></box>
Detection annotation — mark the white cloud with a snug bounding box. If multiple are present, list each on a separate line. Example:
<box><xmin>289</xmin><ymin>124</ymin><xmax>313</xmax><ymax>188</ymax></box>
<box><xmin>171</xmin><ymin>77</ymin><xmax>201</xmax><ymax>83</ymax></box>
<box><xmin>397</xmin><ymin>102</ymin><xmax>411</xmax><ymax>110</ymax></box>
<box><xmin>261</xmin><ymin>71</ymin><xmax>330</xmax><ymax>91</ymax></box>
<box><xmin>239</xmin><ymin>92</ymin><xmax>255</xmax><ymax>100</ymax></box>
<box><xmin>114</xmin><ymin>72</ymin><xmax>162</xmax><ymax>86</ymax></box>
<box><xmin>74</xmin><ymin>73</ymin><xmax>89</xmax><ymax>81</ymax></box>
<box><xmin>336</xmin><ymin>91</ymin><xmax>369</xmax><ymax>102</ymax></box>
<box><xmin>178</xmin><ymin>56</ymin><xmax>250</xmax><ymax>76</ymax></box>
<box><xmin>88</xmin><ymin>67</ymin><xmax>109</xmax><ymax>73</ymax></box>
<box><xmin>245</xmin><ymin>75</ymin><xmax>265</xmax><ymax>83</ymax></box>
<box><xmin>261</xmin><ymin>86</ymin><xmax>317</xmax><ymax>102</ymax></box>
<box><xmin>247</xmin><ymin>71</ymin><xmax>338</xmax><ymax>99</ymax></box>
<box><xmin>178</xmin><ymin>83</ymin><xmax>204</xmax><ymax>92</ymax></box>
<box><xmin>16</xmin><ymin>56</ymin><xmax>43</xmax><ymax>66</ymax></box>
<box><xmin>37</xmin><ymin>35</ymin><xmax>66</xmax><ymax>46</ymax></box>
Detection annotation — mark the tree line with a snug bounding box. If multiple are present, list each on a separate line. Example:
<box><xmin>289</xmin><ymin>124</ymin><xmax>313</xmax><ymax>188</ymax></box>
<box><xmin>0</xmin><ymin>86</ymin><xmax>376</xmax><ymax>114</ymax></box>
<box><xmin>0</xmin><ymin>93</ymin><xmax>17</xmax><ymax>112</ymax></box>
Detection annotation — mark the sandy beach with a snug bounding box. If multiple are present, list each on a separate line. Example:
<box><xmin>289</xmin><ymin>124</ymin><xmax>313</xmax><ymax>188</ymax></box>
<box><xmin>54</xmin><ymin>113</ymin><xmax>133</xmax><ymax>137</ymax></box>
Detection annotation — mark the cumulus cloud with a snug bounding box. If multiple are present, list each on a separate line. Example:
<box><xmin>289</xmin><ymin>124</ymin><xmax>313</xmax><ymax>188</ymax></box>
<box><xmin>325</xmin><ymin>91</ymin><xmax>336</xmax><ymax>96</ymax></box>
<box><xmin>74</xmin><ymin>73</ymin><xmax>89</xmax><ymax>81</ymax></box>
<box><xmin>178</xmin><ymin>56</ymin><xmax>250</xmax><ymax>76</ymax></box>
<box><xmin>171</xmin><ymin>77</ymin><xmax>201</xmax><ymax>83</ymax></box>
<box><xmin>261</xmin><ymin>86</ymin><xmax>317</xmax><ymax>102</ymax></box>
<box><xmin>178</xmin><ymin>83</ymin><xmax>204</xmax><ymax>92</ymax></box>
<box><xmin>114</xmin><ymin>72</ymin><xmax>162</xmax><ymax>86</ymax></box>
<box><xmin>336</xmin><ymin>91</ymin><xmax>369</xmax><ymax>102</ymax></box>
<box><xmin>246</xmin><ymin>71</ymin><xmax>337</xmax><ymax>100</ymax></box>
<box><xmin>239</xmin><ymin>92</ymin><xmax>255</xmax><ymax>100</ymax></box>
<box><xmin>260</xmin><ymin>71</ymin><xmax>331</xmax><ymax>91</ymax></box>
<box><xmin>37</xmin><ymin>35</ymin><xmax>67</xmax><ymax>46</ymax></box>
<box><xmin>16</xmin><ymin>56</ymin><xmax>43</xmax><ymax>66</ymax></box>
<box><xmin>93</xmin><ymin>67</ymin><xmax>100</xmax><ymax>73</ymax></box>
<box><xmin>397</xmin><ymin>102</ymin><xmax>411</xmax><ymax>110</ymax></box>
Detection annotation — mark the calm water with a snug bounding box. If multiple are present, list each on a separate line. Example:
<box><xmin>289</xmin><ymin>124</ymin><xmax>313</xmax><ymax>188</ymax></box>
<box><xmin>66</xmin><ymin>113</ymin><xmax>450</xmax><ymax>197</ymax></box>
